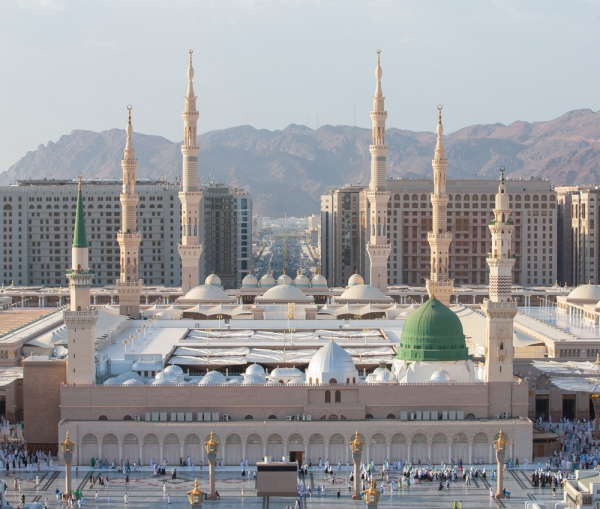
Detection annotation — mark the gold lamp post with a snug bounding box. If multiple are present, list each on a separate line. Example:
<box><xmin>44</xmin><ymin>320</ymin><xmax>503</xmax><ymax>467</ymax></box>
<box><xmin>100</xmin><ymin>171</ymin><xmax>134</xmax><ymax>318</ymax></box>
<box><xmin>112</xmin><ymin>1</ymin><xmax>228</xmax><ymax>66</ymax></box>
<box><xmin>363</xmin><ymin>476</ymin><xmax>380</xmax><ymax>508</ymax></box>
<box><xmin>204</xmin><ymin>431</ymin><xmax>220</xmax><ymax>500</ymax></box>
<box><xmin>493</xmin><ymin>430</ymin><xmax>509</xmax><ymax>498</ymax></box>
<box><xmin>187</xmin><ymin>477</ymin><xmax>206</xmax><ymax>507</ymax></box>
<box><xmin>349</xmin><ymin>431</ymin><xmax>364</xmax><ymax>500</ymax></box>
<box><xmin>61</xmin><ymin>431</ymin><xmax>75</xmax><ymax>497</ymax></box>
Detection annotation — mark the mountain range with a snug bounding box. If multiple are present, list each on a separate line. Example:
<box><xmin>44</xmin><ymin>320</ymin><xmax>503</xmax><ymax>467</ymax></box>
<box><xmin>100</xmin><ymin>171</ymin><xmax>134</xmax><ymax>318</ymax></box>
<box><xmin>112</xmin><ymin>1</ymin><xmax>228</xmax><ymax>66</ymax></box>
<box><xmin>2</xmin><ymin>108</ymin><xmax>600</xmax><ymax>216</ymax></box>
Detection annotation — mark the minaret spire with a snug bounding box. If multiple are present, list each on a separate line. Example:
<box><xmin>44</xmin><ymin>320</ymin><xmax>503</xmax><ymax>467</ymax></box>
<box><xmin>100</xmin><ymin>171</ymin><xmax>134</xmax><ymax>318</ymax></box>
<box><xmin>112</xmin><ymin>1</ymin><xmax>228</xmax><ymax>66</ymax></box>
<box><xmin>116</xmin><ymin>105</ymin><xmax>143</xmax><ymax>317</ymax></box>
<box><xmin>483</xmin><ymin>167</ymin><xmax>518</xmax><ymax>392</ymax></box>
<box><xmin>365</xmin><ymin>50</ymin><xmax>391</xmax><ymax>291</ymax></box>
<box><xmin>426</xmin><ymin>105</ymin><xmax>454</xmax><ymax>305</ymax></box>
<box><xmin>178</xmin><ymin>49</ymin><xmax>204</xmax><ymax>292</ymax></box>
<box><xmin>64</xmin><ymin>178</ymin><xmax>98</xmax><ymax>384</ymax></box>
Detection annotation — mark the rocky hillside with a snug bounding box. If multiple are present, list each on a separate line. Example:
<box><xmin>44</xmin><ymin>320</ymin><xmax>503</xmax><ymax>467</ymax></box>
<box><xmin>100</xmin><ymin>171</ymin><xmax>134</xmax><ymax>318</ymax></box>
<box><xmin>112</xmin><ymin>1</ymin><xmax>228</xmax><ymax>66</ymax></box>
<box><xmin>2</xmin><ymin>109</ymin><xmax>600</xmax><ymax>216</ymax></box>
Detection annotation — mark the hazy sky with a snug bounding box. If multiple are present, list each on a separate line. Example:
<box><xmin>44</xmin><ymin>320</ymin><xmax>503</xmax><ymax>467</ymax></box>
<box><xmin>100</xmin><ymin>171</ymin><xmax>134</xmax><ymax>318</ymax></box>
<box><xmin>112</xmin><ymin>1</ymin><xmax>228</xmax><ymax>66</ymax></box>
<box><xmin>1</xmin><ymin>0</ymin><xmax>599</xmax><ymax>172</ymax></box>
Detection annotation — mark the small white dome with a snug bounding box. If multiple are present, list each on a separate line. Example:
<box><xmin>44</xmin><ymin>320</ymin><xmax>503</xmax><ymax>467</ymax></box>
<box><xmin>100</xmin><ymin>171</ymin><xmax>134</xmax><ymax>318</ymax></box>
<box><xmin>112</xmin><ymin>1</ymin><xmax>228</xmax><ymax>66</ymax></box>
<box><xmin>205</xmin><ymin>273</ymin><xmax>222</xmax><ymax>286</ymax></box>
<box><xmin>103</xmin><ymin>378</ymin><xmax>121</xmax><ymax>386</ymax></box>
<box><xmin>311</xmin><ymin>274</ymin><xmax>328</xmax><ymax>288</ymax></box>
<box><xmin>269</xmin><ymin>366</ymin><xmax>304</xmax><ymax>379</ymax></box>
<box><xmin>164</xmin><ymin>365</ymin><xmax>184</xmax><ymax>375</ymax></box>
<box><xmin>151</xmin><ymin>379</ymin><xmax>173</xmax><ymax>386</ymax></box>
<box><xmin>278</xmin><ymin>274</ymin><xmax>293</xmax><ymax>285</ymax></box>
<box><xmin>115</xmin><ymin>371</ymin><xmax>142</xmax><ymax>382</ymax></box>
<box><xmin>375</xmin><ymin>369</ymin><xmax>396</xmax><ymax>383</ymax></box>
<box><xmin>259</xmin><ymin>274</ymin><xmax>276</xmax><ymax>288</ymax></box>
<box><xmin>429</xmin><ymin>369</ymin><xmax>453</xmax><ymax>382</ymax></box>
<box><xmin>198</xmin><ymin>370</ymin><xmax>225</xmax><ymax>386</ymax></box>
<box><xmin>568</xmin><ymin>284</ymin><xmax>600</xmax><ymax>301</ymax></box>
<box><xmin>294</xmin><ymin>274</ymin><xmax>310</xmax><ymax>288</ymax></box>
<box><xmin>348</xmin><ymin>273</ymin><xmax>364</xmax><ymax>287</ymax></box>
<box><xmin>241</xmin><ymin>374</ymin><xmax>266</xmax><ymax>385</ymax></box>
<box><xmin>242</xmin><ymin>274</ymin><xmax>259</xmax><ymax>288</ymax></box>
<box><xmin>155</xmin><ymin>370</ymin><xmax>179</xmax><ymax>382</ymax></box>
<box><xmin>337</xmin><ymin>284</ymin><xmax>392</xmax><ymax>304</ymax></box>
<box><xmin>256</xmin><ymin>284</ymin><xmax>313</xmax><ymax>303</ymax></box>
<box><xmin>122</xmin><ymin>379</ymin><xmax>145</xmax><ymax>386</ymax></box>
<box><xmin>306</xmin><ymin>341</ymin><xmax>357</xmax><ymax>384</ymax></box>
<box><xmin>181</xmin><ymin>284</ymin><xmax>232</xmax><ymax>303</ymax></box>
<box><xmin>246</xmin><ymin>363</ymin><xmax>265</xmax><ymax>375</ymax></box>
<box><xmin>227</xmin><ymin>378</ymin><xmax>242</xmax><ymax>385</ymax></box>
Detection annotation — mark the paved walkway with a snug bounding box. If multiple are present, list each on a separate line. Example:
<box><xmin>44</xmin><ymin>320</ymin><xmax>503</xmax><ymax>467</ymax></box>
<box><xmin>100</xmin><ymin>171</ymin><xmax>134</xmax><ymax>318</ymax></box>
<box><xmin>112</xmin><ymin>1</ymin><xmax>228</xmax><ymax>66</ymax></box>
<box><xmin>0</xmin><ymin>465</ymin><xmax>564</xmax><ymax>508</ymax></box>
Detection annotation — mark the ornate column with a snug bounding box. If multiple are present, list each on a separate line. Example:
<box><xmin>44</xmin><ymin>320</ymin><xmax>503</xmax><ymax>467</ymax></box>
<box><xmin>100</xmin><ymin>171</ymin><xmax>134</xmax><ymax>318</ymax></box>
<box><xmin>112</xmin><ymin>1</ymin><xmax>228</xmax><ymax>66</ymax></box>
<box><xmin>350</xmin><ymin>431</ymin><xmax>364</xmax><ymax>500</ymax></box>
<box><xmin>205</xmin><ymin>432</ymin><xmax>219</xmax><ymax>500</ymax></box>
<box><xmin>61</xmin><ymin>432</ymin><xmax>75</xmax><ymax>497</ymax></box>
<box><xmin>493</xmin><ymin>430</ymin><xmax>508</xmax><ymax>498</ymax></box>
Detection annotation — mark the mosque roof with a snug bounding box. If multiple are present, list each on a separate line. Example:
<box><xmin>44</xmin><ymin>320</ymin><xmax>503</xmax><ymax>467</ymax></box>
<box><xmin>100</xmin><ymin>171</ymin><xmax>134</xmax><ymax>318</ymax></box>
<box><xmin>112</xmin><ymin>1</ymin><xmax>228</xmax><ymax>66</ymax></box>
<box><xmin>429</xmin><ymin>369</ymin><xmax>453</xmax><ymax>382</ymax></box>
<box><xmin>277</xmin><ymin>274</ymin><xmax>292</xmax><ymax>285</ymax></box>
<box><xmin>255</xmin><ymin>284</ymin><xmax>313</xmax><ymax>304</ymax></box>
<box><xmin>242</xmin><ymin>274</ymin><xmax>259</xmax><ymax>288</ymax></box>
<box><xmin>259</xmin><ymin>274</ymin><xmax>276</xmax><ymax>287</ymax></box>
<box><xmin>307</xmin><ymin>341</ymin><xmax>356</xmax><ymax>376</ymax></box>
<box><xmin>294</xmin><ymin>274</ymin><xmax>310</xmax><ymax>287</ymax></box>
<box><xmin>567</xmin><ymin>284</ymin><xmax>600</xmax><ymax>302</ymax></box>
<box><xmin>311</xmin><ymin>274</ymin><xmax>328</xmax><ymax>287</ymax></box>
<box><xmin>245</xmin><ymin>363</ymin><xmax>265</xmax><ymax>375</ymax></box>
<box><xmin>336</xmin><ymin>284</ymin><xmax>392</xmax><ymax>304</ymax></box>
<box><xmin>72</xmin><ymin>180</ymin><xmax>87</xmax><ymax>248</ymax></box>
<box><xmin>348</xmin><ymin>273</ymin><xmax>364</xmax><ymax>287</ymax></box>
<box><xmin>205</xmin><ymin>274</ymin><xmax>222</xmax><ymax>287</ymax></box>
<box><xmin>395</xmin><ymin>297</ymin><xmax>470</xmax><ymax>362</ymax></box>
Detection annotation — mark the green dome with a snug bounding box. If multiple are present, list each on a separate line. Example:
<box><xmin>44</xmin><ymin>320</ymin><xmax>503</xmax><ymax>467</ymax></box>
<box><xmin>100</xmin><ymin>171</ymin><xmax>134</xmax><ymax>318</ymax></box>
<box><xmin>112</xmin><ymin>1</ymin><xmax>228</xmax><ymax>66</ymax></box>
<box><xmin>395</xmin><ymin>298</ymin><xmax>470</xmax><ymax>362</ymax></box>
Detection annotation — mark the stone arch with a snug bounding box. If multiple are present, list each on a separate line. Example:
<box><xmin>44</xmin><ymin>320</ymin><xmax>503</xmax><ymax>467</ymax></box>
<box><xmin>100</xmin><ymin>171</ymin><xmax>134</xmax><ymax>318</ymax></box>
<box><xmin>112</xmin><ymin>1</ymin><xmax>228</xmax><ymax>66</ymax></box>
<box><xmin>266</xmin><ymin>433</ymin><xmax>284</xmax><ymax>463</ymax></box>
<box><xmin>142</xmin><ymin>433</ymin><xmax>160</xmax><ymax>465</ymax></box>
<box><xmin>370</xmin><ymin>433</ymin><xmax>387</xmax><ymax>464</ymax></box>
<box><xmin>307</xmin><ymin>434</ymin><xmax>324</xmax><ymax>464</ymax></box>
<box><xmin>183</xmin><ymin>434</ymin><xmax>202</xmax><ymax>465</ymax></box>
<box><xmin>411</xmin><ymin>433</ymin><xmax>428</xmax><ymax>464</ymax></box>
<box><xmin>80</xmin><ymin>434</ymin><xmax>98</xmax><ymax>465</ymax></box>
<box><xmin>122</xmin><ymin>433</ymin><xmax>139</xmax><ymax>464</ymax></box>
<box><xmin>163</xmin><ymin>434</ymin><xmax>180</xmax><ymax>465</ymax></box>
<box><xmin>391</xmin><ymin>433</ymin><xmax>407</xmax><ymax>463</ymax></box>
<box><xmin>452</xmin><ymin>433</ymin><xmax>469</xmax><ymax>463</ymax></box>
<box><xmin>246</xmin><ymin>433</ymin><xmax>263</xmax><ymax>465</ymax></box>
<box><xmin>226</xmin><ymin>434</ymin><xmax>243</xmax><ymax>466</ymax></box>
<box><xmin>287</xmin><ymin>432</ymin><xmax>304</xmax><ymax>461</ymax></box>
<box><xmin>431</xmin><ymin>433</ymin><xmax>448</xmax><ymax>464</ymax></box>
<box><xmin>326</xmin><ymin>433</ymin><xmax>345</xmax><ymax>464</ymax></box>
<box><xmin>536</xmin><ymin>374</ymin><xmax>550</xmax><ymax>391</ymax></box>
<box><xmin>101</xmin><ymin>433</ymin><xmax>119</xmax><ymax>463</ymax></box>
<box><xmin>473</xmin><ymin>432</ymin><xmax>489</xmax><ymax>463</ymax></box>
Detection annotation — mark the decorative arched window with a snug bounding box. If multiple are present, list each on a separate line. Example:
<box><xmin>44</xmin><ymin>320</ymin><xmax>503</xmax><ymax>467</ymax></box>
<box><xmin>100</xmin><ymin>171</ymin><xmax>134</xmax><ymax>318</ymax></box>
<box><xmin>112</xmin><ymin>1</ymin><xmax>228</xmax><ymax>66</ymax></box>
<box><xmin>334</xmin><ymin>390</ymin><xmax>341</xmax><ymax>403</ymax></box>
<box><xmin>325</xmin><ymin>390</ymin><xmax>331</xmax><ymax>403</ymax></box>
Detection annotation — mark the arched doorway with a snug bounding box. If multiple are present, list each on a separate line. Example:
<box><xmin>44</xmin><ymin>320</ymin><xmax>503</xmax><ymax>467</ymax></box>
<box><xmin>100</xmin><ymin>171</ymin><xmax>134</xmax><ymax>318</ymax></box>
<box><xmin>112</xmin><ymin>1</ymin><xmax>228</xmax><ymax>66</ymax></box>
<box><xmin>142</xmin><ymin>434</ymin><xmax>160</xmax><ymax>465</ymax></box>
<box><xmin>473</xmin><ymin>433</ymin><xmax>489</xmax><ymax>463</ymax></box>
<box><xmin>80</xmin><ymin>434</ymin><xmax>98</xmax><ymax>465</ymax></box>
<box><xmin>411</xmin><ymin>433</ymin><xmax>427</xmax><ymax>464</ymax></box>
<box><xmin>369</xmin><ymin>433</ymin><xmax>387</xmax><ymax>464</ymax></box>
<box><xmin>328</xmin><ymin>434</ymin><xmax>346</xmax><ymax>464</ymax></box>
<box><xmin>122</xmin><ymin>434</ymin><xmax>139</xmax><ymax>464</ymax></box>
<box><xmin>163</xmin><ymin>434</ymin><xmax>180</xmax><ymax>465</ymax></box>
<box><xmin>391</xmin><ymin>433</ymin><xmax>407</xmax><ymax>463</ymax></box>
<box><xmin>246</xmin><ymin>434</ymin><xmax>263</xmax><ymax>465</ymax></box>
<box><xmin>307</xmin><ymin>434</ymin><xmax>324</xmax><ymax>465</ymax></box>
<box><xmin>184</xmin><ymin>434</ymin><xmax>202</xmax><ymax>465</ymax></box>
<box><xmin>226</xmin><ymin>434</ymin><xmax>243</xmax><ymax>466</ymax></box>
<box><xmin>431</xmin><ymin>433</ymin><xmax>448</xmax><ymax>464</ymax></box>
<box><xmin>452</xmin><ymin>433</ymin><xmax>469</xmax><ymax>463</ymax></box>
<box><xmin>266</xmin><ymin>434</ymin><xmax>284</xmax><ymax>462</ymax></box>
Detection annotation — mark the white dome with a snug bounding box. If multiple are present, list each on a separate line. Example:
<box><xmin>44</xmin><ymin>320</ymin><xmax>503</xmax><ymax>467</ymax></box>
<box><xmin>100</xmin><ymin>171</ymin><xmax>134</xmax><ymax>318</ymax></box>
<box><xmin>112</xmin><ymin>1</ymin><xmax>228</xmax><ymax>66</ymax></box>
<box><xmin>287</xmin><ymin>378</ymin><xmax>305</xmax><ymax>385</ymax></box>
<box><xmin>375</xmin><ymin>369</ymin><xmax>396</xmax><ymax>383</ymax></box>
<box><xmin>205</xmin><ymin>273</ymin><xmax>222</xmax><ymax>286</ymax></box>
<box><xmin>241</xmin><ymin>374</ymin><xmax>266</xmax><ymax>385</ymax></box>
<box><xmin>246</xmin><ymin>363</ymin><xmax>265</xmax><ymax>375</ymax></box>
<box><xmin>372</xmin><ymin>366</ymin><xmax>387</xmax><ymax>375</ymax></box>
<box><xmin>278</xmin><ymin>274</ymin><xmax>293</xmax><ymax>285</ymax></box>
<box><xmin>348</xmin><ymin>273</ymin><xmax>364</xmax><ymax>287</ymax></box>
<box><xmin>103</xmin><ymin>378</ymin><xmax>121</xmax><ymax>385</ymax></box>
<box><xmin>151</xmin><ymin>379</ymin><xmax>173</xmax><ymax>386</ymax></box>
<box><xmin>568</xmin><ymin>284</ymin><xmax>600</xmax><ymax>301</ymax></box>
<box><xmin>115</xmin><ymin>371</ymin><xmax>142</xmax><ymax>382</ymax></box>
<box><xmin>198</xmin><ymin>370</ymin><xmax>225</xmax><ymax>386</ymax></box>
<box><xmin>337</xmin><ymin>284</ymin><xmax>392</xmax><ymax>304</ymax></box>
<box><xmin>259</xmin><ymin>274</ymin><xmax>276</xmax><ymax>288</ymax></box>
<box><xmin>164</xmin><ymin>365</ymin><xmax>184</xmax><ymax>375</ymax></box>
<box><xmin>181</xmin><ymin>284</ymin><xmax>233</xmax><ymax>303</ymax></box>
<box><xmin>306</xmin><ymin>341</ymin><xmax>357</xmax><ymax>384</ymax></box>
<box><xmin>269</xmin><ymin>366</ymin><xmax>304</xmax><ymax>379</ymax></box>
<box><xmin>242</xmin><ymin>274</ymin><xmax>259</xmax><ymax>288</ymax></box>
<box><xmin>294</xmin><ymin>274</ymin><xmax>310</xmax><ymax>288</ymax></box>
<box><xmin>255</xmin><ymin>284</ymin><xmax>313</xmax><ymax>303</ymax></box>
<box><xmin>311</xmin><ymin>274</ymin><xmax>328</xmax><ymax>287</ymax></box>
<box><xmin>122</xmin><ymin>379</ymin><xmax>145</xmax><ymax>386</ymax></box>
<box><xmin>227</xmin><ymin>378</ymin><xmax>242</xmax><ymax>385</ymax></box>
<box><xmin>155</xmin><ymin>370</ymin><xmax>178</xmax><ymax>382</ymax></box>
<box><xmin>429</xmin><ymin>369</ymin><xmax>453</xmax><ymax>382</ymax></box>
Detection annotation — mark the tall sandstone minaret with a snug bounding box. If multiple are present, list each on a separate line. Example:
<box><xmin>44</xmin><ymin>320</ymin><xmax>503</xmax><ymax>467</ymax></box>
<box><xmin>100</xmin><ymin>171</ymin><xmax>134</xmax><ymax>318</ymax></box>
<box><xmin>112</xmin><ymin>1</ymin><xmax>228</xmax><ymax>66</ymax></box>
<box><xmin>484</xmin><ymin>169</ymin><xmax>518</xmax><ymax>416</ymax></box>
<box><xmin>64</xmin><ymin>178</ymin><xmax>98</xmax><ymax>385</ymax></box>
<box><xmin>178</xmin><ymin>49</ymin><xmax>203</xmax><ymax>293</ymax></box>
<box><xmin>366</xmin><ymin>50</ymin><xmax>391</xmax><ymax>291</ymax></box>
<box><xmin>426</xmin><ymin>106</ymin><xmax>454</xmax><ymax>305</ymax></box>
<box><xmin>116</xmin><ymin>106</ymin><xmax>143</xmax><ymax>317</ymax></box>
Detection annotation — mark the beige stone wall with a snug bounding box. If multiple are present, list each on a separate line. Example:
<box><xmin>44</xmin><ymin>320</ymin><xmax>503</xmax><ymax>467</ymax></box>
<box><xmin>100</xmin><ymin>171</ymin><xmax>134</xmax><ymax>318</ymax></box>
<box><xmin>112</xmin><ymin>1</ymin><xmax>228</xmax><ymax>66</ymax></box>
<box><xmin>59</xmin><ymin>418</ymin><xmax>533</xmax><ymax>467</ymax></box>
<box><xmin>24</xmin><ymin>360</ymin><xmax>65</xmax><ymax>445</ymax></box>
<box><xmin>60</xmin><ymin>382</ymin><xmax>527</xmax><ymax>422</ymax></box>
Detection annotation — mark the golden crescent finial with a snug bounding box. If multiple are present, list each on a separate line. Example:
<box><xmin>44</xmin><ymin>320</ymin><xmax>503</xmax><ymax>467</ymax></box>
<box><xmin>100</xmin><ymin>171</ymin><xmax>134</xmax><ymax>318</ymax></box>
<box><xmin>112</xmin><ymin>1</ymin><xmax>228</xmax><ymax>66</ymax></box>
<box><xmin>77</xmin><ymin>174</ymin><xmax>83</xmax><ymax>192</ymax></box>
<box><xmin>189</xmin><ymin>49</ymin><xmax>193</xmax><ymax>64</ymax></box>
<box><xmin>127</xmin><ymin>104</ymin><xmax>132</xmax><ymax>124</ymax></box>
<box><xmin>376</xmin><ymin>49</ymin><xmax>381</xmax><ymax>65</ymax></box>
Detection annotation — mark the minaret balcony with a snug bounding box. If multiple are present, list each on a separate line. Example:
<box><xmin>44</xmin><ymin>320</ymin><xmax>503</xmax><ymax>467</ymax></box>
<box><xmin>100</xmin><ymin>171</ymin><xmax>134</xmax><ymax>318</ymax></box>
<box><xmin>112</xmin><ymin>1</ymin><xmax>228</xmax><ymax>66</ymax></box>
<box><xmin>121</xmin><ymin>158</ymin><xmax>137</xmax><ymax>165</ymax></box>
<box><xmin>486</xmin><ymin>253</ymin><xmax>516</xmax><ymax>259</ymax></box>
<box><xmin>66</xmin><ymin>269</ymin><xmax>95</xmax><ymax>276</ymax></box>
<box><xmin>117</xmin><ymin>232</ymin><xmax>142</xmax><ymax>240</ymax></box>
<box><xmin>427</xmin><ymin>232</ymin><xmax>452</xmax><ymax>241</ymax></box>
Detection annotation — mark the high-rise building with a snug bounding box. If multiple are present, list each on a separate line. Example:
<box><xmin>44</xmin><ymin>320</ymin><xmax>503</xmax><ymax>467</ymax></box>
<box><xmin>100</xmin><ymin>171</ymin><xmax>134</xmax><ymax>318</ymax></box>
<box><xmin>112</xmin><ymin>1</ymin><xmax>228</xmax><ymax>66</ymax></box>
<box><xmin>556</xmin><ymin>186</ymin><xmax>600</xmax><ymax>286</ymax></box>
<box><xmin>321</xmin><ymin>179</ymin><xmax>557</xmax><ymax>288</ymax></box>
<box><xmin>365</xmin><ymin>50</ymin><xmax>391</xmax><ymax>292</ymax></box>
<box><xmin>0</xmin><ymin>180</ymin><xmax>181</xmax><ymax>288</ymax></box>
<box><xmin>178</xmin><ymin>50</ymin><xmax>203</xmax><ymax>293</ymax></box>
<box><xmin>64</xmin><ymin>179</ymin><xmax>97</xmax><ymax>385</ymax></box>
<box><xmin>116</xmin><ymin>106</ymin><xmax>143</xmax><ymax>317</ymax></box>
<box><xmin>199</xmin><ymin>183</ymin><xmax>252</xmax><ymax>289</ymax></box>
<box><xmin>425</xmin><ymin>106</ymin><xmax>453</xmax><ymax>305</ymax></box>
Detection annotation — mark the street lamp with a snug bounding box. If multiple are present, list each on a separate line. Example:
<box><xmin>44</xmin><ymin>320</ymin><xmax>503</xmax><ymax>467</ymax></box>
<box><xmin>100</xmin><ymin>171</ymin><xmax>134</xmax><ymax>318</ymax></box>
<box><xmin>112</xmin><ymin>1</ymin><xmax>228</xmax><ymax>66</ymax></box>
<box><xmin>187</xmin><ymin>477</ymin><xmax>205</xmax><ymax>508</ymax></box>
<box><xmin>216</xmin><ymin>314</ymin><xmax>223</xmax><ymax>330</ymax></box>
<box><xmin>205</xmin><ymin>328</ymin><xmax>212</xmax><ymax>346</ymax></box>
<box><xmin>363</xmin><ymin>328</ymin><xmax>369</xmax><ymax>345</ymax></box>
<box><xmin>289</xmin><ymin>328</ymin><xmax>295</xmax><ymax>346</ymax></box>
<box><xmin>142</xmin><ymin>323</ymin><xmax>148</xmax><ymax>339</ymax></box>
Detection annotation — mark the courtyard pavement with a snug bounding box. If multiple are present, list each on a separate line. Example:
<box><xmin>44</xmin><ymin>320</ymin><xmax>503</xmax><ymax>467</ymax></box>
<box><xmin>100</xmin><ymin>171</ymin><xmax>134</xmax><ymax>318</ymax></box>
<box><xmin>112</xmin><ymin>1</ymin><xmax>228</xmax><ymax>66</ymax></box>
<box><xmin>0</xmin><ymin>465</ymin><xmax>564</xmax><ymax>509</ymax></box>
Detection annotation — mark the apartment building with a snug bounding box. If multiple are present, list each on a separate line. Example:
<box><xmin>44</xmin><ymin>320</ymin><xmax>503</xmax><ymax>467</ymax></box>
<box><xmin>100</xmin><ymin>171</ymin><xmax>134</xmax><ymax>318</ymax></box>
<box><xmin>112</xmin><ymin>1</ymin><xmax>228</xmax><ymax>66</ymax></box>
<box><xmin>1</xmin><ymin>179</ymin><xmax>181</xmax><ymax>288</ymax></box>
<box><xmin>321</xmin><ymin>178</ymin><xmax>557</xmax><ymax>288</ymax></box>
<box><xmin>556</xmin><ymin>186</ymin><xmax>600</xmax><ymax>286</ymax></box>
<box><xmin>200</xmin><ymin>183</ymin><xmax>252</xmax><ymax>289</ymax></box>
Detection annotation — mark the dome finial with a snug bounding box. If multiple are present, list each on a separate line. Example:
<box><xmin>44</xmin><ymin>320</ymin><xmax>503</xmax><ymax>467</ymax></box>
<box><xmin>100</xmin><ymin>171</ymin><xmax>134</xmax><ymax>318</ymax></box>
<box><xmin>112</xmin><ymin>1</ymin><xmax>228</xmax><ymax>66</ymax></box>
<box><xmin>500</xmin><ymin>166</ymin><xmax>505</xmax><ymax>185</ymax></box>
<box><xmin>430</xmin><ymin>280</ymin><xmax>435</xmax><ymax>299</ymax></box>
<box><xmin>189</xmin><ymin>48</ymin><xmax>193</xmax><ymax>65</ymax></box>
<box><xmin>127</xmin><ymin>104</ymin><xmax>132</xmax><ymax>125</ymax></box>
